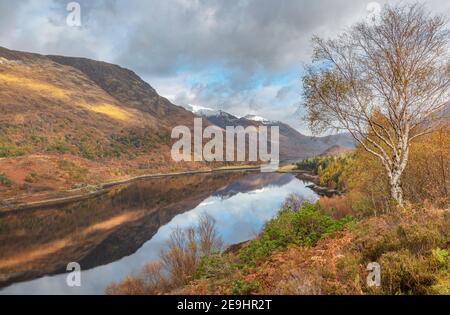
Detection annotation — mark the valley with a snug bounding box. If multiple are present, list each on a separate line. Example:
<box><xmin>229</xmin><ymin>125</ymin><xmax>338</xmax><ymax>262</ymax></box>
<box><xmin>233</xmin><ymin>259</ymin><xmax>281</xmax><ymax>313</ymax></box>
<box><xmin>0</xmin><ymin>46</ymin><xmax>352</xmax><ymax>203</ymax></box>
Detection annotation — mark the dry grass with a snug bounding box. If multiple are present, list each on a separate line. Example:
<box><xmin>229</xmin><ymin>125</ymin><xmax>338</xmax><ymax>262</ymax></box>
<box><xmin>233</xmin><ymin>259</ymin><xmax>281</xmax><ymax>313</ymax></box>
<box><xmin>0</xmin><ymin>73</ymin><xmax>68</xmax><ymax>99</ymax></box>
<box><xmin>106</xmin><ymin>214</ymin><xmax>222</xmax><ymax>295</ymax></box>
<box><xmin>0</xmin><ymin>52</ymin><xmax>223</xmax><ymax>201</ymax></box>
<box><xmin>277</xmin><ymin>164</ymin><xmax>297</xmax><ymax>172</ymax></box>
<box><xmin>179</xmin><ymin>205</ymin><xmax>449</xmax><ymax>295</ymax></box>
<box><xmin>319</xmin><ymin>194</ymin><xmax>357</xmax><ymax>219</ymax></box>
<box><xmin>79</xmin><ymin>102</ymin><xmax>133</xmax><ymax>122</ymax></box>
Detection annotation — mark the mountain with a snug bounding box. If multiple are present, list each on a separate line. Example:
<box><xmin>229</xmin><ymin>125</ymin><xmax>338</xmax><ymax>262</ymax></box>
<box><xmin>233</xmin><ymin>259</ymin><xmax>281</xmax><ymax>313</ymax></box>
<box><xmin>315</xmin><ymin>133</ymin><xmax>357</xmax><ymax>150</ymax></box>
<box><xmin>0</xmin><ymin>46</ymin><xmax>203</xmax><ymax>198</ymax></box>
<box><xmin>179</xmin><ymin>104</ymin><xmax>221</xmax><ymax>119</ymax></box>
<box><xmin>187</xmin><ymin>108</ymin><xmax>356</xmax><ymax>161</ymax></box>
<box><xmin>243</xmin><ymin>114</ymin><xmax>270</xmax><ymax>123</ymax></box>
<box><xmin>0</xmin><ymin>45</ymin><xmax>356</xmax><ymax>199</ymax></box>
<box><xmin>319</xmin><ymin>145</ymin><xmax>354</xmax><ymax>156</ymax></box>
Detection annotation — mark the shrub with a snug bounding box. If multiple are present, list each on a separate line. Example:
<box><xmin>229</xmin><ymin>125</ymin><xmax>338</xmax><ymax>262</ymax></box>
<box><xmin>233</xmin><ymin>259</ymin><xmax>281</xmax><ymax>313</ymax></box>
<box><xmin>0</xmin><ymin>145</ymin><xmax>26</xmax><ymax>158</ymax></box>
<box><xmin>47</xmin><ymin>140</ymin><xmax>72</xmax><ymax>154</ymax></box>
<box><xmin>231</xmin><ymin>280</ymin><xmax>259</xmax><ymax>295</ymax></box>
<box><xmin>239</xmin><ymin>202</ymin><xmax>352</xmax><ymax>266</ymax></box>
<box><xmin>282</xmin><ymin>193</ymin><xmax>308</xmax><ymax>212</ymax></box>
<box><xmin>107</xmin><ymin>214</ymin><xmax>222</xmax><ymax>294</ymax></box>
<box><xmin>396</xmin><ymin>223</ymin><xmax>442</xmax><ymax>255</ymax></box>
<box><xmin>76</xmin><ymin>141</ymin><xmax>95</xmax><ymax>160</ymax></box>
<box><xmin>24</xmin><ymin>172</ymin><xmax>38</xmax><ymax>183</ymax></box>
<box><xmin>379</xmin><ymin>250</ymin><xmax>437</xmax><ymax>295</ymax></box>
<box><xmin>431</xmin><ymin>248</ymin><xmax>449</xmax><ymax>268</ymax></box>
<box><xmin>290</xmin><ymin>203</ymin><xmax>352</xmax><ymax>245</ymax></box>
<box><xmin>353</xmin><ymin>211</ymin><xmax>448</xmax><ymax>262</ymax></box>
<box><xmin>106</xmin><ymin>276</ymin><xmax>147</xmax><ymax>295</ymax></box>
<box><xmin>195</xmin><ymin>254</ymin><xmax>236</xmax><ymax>280</ymax></box>
<box><xmin>57</xmin><ymin>159</ymin><xmax>89</xmax><ymax>182</ymax></box>
<box><xmin>349</xmin><ymin>208</ymin><xmax>450</xmax><ymax>295</ymax></box>
<box><xmin>319</xmin><ymin>194</ymin><xmax>356</xmax><ymax>219</ymax></box>
<box><xmin>0</xmin><ymin>173</ymin><xmax>12</xmax><ymax>187</ymax></box>
<box><xmin>297</xmin><ymin>154</ymin><xmax>354</xmax><ymax>190</ymax></box>
<box><xmin>273</xmin><ymin>270</ymin><xmax>324</xmax><ymax>295</ymax></box>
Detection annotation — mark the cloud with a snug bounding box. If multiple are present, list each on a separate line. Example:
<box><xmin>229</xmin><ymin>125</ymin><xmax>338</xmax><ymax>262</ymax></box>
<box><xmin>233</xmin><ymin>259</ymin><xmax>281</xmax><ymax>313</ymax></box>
<box><xmin>1</xmin><ymin>0</ymin><xmax>449</xmax><ymax>134</ymax></box>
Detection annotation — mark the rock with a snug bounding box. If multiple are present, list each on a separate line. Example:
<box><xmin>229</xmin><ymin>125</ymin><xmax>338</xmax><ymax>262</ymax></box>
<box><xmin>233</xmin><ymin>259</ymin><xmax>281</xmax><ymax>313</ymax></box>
<box><xmin>0</xmin><ymin>57</ymin><xmax>22</xmax><ymax>65</ymax></box>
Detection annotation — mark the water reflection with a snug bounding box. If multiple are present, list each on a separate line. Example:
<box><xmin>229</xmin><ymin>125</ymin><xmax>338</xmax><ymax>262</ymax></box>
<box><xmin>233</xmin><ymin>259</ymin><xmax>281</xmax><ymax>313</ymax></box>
<box><xmin>0</xmin><ymin>172</ymin><xmax>317</xmax><ymax>295</ymax></box>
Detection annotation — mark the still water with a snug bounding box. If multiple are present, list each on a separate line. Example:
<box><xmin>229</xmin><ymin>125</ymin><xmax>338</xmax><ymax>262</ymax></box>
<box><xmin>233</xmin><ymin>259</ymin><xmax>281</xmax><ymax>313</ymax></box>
<box><xmin>0</xmin><ymin>172</ymin><xmax>317</xmax><ymax>294</ymax></box>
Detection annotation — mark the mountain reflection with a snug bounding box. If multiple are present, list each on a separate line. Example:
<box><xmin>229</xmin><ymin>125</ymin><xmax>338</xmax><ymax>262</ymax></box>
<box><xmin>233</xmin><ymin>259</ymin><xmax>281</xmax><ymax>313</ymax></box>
<box><xmin>0</xmin><ymin>172</ymin><xmax>318</xmax><ymax>295</ymax></box>
<box><xmin>213</xmin><ymin>173</ymin><xmax>294</xmax><ymax>199</ymax></box>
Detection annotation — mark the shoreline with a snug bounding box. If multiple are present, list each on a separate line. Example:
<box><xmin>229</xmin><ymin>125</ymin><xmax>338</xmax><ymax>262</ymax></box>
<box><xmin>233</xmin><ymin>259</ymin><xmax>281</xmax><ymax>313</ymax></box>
<box><xmin>0</xmin><ymin>167</ymin><xmax>342</xmax><ymax>213</ymax></box>
<box><xmin>0</xmin><ymin>166</ymin><xmax>263</xmax><ymax>213</ymax></box>
<box><xmin>294</xmin><ymin>171</ymin><xmax>343</xmax><ymax>197</ymax></box>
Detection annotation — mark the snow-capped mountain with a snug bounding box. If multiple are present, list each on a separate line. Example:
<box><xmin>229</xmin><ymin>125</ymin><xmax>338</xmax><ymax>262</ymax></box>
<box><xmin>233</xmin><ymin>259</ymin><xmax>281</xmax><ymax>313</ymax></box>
<box><xmin>243</xmin><ymin>114</ymin><xmax>271</xmax><ymax>123</ymax></box>
<box><xmin>183</xmin><ymin>106</ymin><xmax>356</xmax><ymax>160</ymax></box>
<box><xmin>184</xmin><ymin>104</ymin><xmax>220</xmax><ymax>117</ymax></box>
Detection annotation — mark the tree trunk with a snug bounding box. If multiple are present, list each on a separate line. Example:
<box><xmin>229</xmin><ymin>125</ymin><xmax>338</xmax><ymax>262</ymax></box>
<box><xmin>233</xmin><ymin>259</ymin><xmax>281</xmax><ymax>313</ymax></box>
<box><xmin>388</xmin><ymin>140</ymin><xmax>408</xmax><ymax>207</ymax></box>
<box><xmin>389</xmin><ymin>172</ymin><xmax>403</xmax><ymax>207</ymax></box>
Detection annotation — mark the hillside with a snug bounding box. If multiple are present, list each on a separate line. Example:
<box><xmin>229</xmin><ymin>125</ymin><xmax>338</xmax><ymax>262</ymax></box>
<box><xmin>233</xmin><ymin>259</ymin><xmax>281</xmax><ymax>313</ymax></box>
<box><xmin>0</xmin><ymin>47</ymin><xmax>203</xmax><ymax>199</ymax></box>
<box><xmin>319</xmin><ymin>145</ymin><xmax>354</xmax><ymax>156</ymax></box>
<box><xmin>0</xmin><ymin>46</ymin><xmax>355</xmax><ymax>201</ymax></box>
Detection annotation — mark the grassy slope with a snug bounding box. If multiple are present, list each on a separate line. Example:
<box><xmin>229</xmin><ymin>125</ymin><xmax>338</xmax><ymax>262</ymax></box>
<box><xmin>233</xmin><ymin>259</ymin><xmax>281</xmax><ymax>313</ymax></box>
<box><xmin>0</xmin><ymin>47</ymin><xmax>207</xmax><ymax>200</ymax></box>
<box><xmin>180</xmin><ymin>152</ymin><xmax>449</xmax><ymax>295</ymax></box>
<box><xmin>180</xmin><ymin>204</ymin><xmax>449</xmax><ymax>295</ymax></box>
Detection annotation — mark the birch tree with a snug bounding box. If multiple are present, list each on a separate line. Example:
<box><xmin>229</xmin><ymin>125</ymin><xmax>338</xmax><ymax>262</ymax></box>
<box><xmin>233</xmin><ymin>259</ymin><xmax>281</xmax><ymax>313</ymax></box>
<box><xmin>303</xmin><ymin>3</ymin><xmax>450</xmax><ymax>206</ymax></box>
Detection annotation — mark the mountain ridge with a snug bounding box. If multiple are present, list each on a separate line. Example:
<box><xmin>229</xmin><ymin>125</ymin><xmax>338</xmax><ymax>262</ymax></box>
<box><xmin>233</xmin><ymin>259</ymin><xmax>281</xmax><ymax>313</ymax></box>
<box><xmin>0</xmin><ymin>46</ymin><xmax>205</xmax><ymax>199</ymax></box>
<box><xmin>0</xmin><ymin>45</ymin><xmax>355</xmax><ymax>200</ymax></box>
<box><xmin>185</xmin><ymin>106</ymin><xmax>356</xmax><ymax>160</ymax></box>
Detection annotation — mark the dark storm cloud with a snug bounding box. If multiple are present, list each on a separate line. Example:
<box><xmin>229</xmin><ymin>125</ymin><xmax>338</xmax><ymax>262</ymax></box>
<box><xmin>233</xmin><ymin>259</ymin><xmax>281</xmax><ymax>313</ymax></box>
<box><xmin>2</xmin><ymin>0</ymin><xmax>449</xmax><ymax>78</ymax></box>
<box><xmin>113</xmin><ymin>0</ymin><xmax>369</xmax><ymax>77</ymax></box>
<box><xmin>1</xmin><ymin>0</ymin><xmax>449</xmax><ymax>133</ymax></box>
<box><xmin>0</xmin><ymin>0</ymin><xmax>373</xmax><ymax>75</ymax></box>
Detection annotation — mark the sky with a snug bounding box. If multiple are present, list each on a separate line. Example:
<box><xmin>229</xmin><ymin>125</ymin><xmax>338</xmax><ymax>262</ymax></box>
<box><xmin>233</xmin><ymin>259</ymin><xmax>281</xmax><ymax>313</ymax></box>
<box><xmin>0</xmin><ymin>0</ymin><xmax>449</xmax><ymax>134</ymax></box>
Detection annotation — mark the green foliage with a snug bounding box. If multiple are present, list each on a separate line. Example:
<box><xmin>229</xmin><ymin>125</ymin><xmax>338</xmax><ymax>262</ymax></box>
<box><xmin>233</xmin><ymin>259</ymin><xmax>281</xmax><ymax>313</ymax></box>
<box><xmin>379</xmin><ymin>250</ymin><xmax>438</xmax><ymax>295</ymax></box>
<box><xmin>0</xmin><ymin>173</ymin><xmax>12</xmax><ymax>187</ymax></box>
<box><xmin>195</xmin><ymin>254</ymin><xmax>236</xmax><ymax>280</ymax></box>
<box><xmin>376</xmin><ymin>248</ymin><xmax>446</xmax><ymax>295</ymax></box>
<box><xmin>396</xmin><ymin>223</ymin><xmax>443</xmax><ymax>255</ymax></box>
<box><xmin>296</xmin><ymin>157</ymin><xmax>327</xmax><ymax>172</ymax></box>
<box><xmin>0</xmin><ymin>144</ymin><xmax>26</xmax><ymax>158</ymax></box>
<box><xmin>431</xmin><ymin>248</ymin><xmax>449</xmax><ymax>268</ymax></box>
<box><xmin>47</xmin><ymin>140</ymin><xmax>72</xmax><ymax>154</ymax></box>
<box><xmin>297</xmin><ymin>154</ymin><xmax>354</xmax><ymax>190</ymax></box>
<box><xmin>76</xmin><ymin>141</ymin><xmax>95</xmax><ymax>160</ymax></box>
<box><xmin>351</xmin><ymin>210</ymin><xmax>450</xmax><ymax>295</ymax></box>
<box><xmin>355</xmin><ymin>219</ymin><xmax>446</xmax><ymax>263</ymax></box>
<box><xmin>108</xmin><ymin>128</ymin><xmax>165</xmax><ymax>158</ymax></box>
<box><xmin>231</xmin><ymin>280</ymin><xmax>259</xmax><ymax>295</ymax></box>
<box><xmin>239</xmin><ymin>202</ymin><xmax>352</xmax><ymax>266</ymax></box>
<box><xmin>57</xmin><ymin>159</ymin><xmax>89</xmax><ymax>182</ymax></box>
